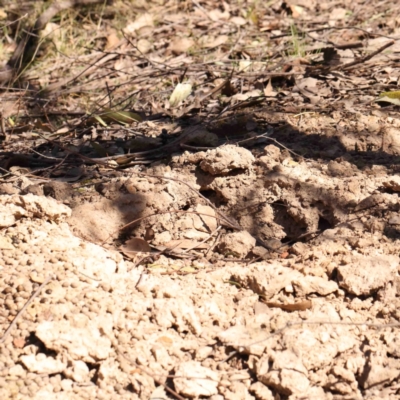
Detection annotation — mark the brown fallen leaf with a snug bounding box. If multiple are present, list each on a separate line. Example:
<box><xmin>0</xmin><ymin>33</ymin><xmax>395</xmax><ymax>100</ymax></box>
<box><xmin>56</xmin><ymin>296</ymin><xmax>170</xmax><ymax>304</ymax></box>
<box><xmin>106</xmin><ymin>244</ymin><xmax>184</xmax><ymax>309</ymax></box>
<box><xmin>208</xmin><ymin>9</ymin><xmax>230</xmax><ymax>21</ymax></box>
<box><xmin>122</xmin><ymin>238</ymin><xmax>151</xmax><ymax>252</ymax></box>
<box><xmin>164</xmin><ymin>239</ymin><xmax>208</xmax><ymax>249</ymax></box>
<box><xmin>169</xmin><ymin>37</ymin><xmax>194</xmax><ymax>55</ymax></box>
<box><xmin>169</xmin><ymin>82</ymin><xmax>192</xmax><ymax>107</ymax></box>
<box><xmin>156</xmin><ymin>336</ymin><xmax>174</xmax><ymax>347</ymax></box>
<box><xmin>264</xmin><ymin>78</ymin><xmax>278</xmax><ymax>97</ymax></box>
<box><xmin>105</xmin><ymin>32</ymin><xmax>120</xmax><ymax>50</ymax></box>
<box><xmin>201</xmin><ymin>35</ymin><xmax>228</xmax><ymax>49</ymax></box>
<box><xmin>263</xmin><ymin>299</ymin><xmax>312</xmax><ymax>311</ymax></box>
<box><xmin>124</xmin><ymin>13</ymin><xmax>154</xmax><ymax>35</ymax></box>
<box><xmin>120</xmin><ymin>238</ymin><xmax>151</xmax><ymax>259</ymax></box>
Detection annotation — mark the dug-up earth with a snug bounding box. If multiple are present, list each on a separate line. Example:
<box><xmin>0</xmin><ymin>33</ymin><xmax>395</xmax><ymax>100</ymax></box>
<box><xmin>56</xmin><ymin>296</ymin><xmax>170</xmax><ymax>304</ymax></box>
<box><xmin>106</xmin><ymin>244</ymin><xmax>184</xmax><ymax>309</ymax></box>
<box><xmin>2</xmin><ymin>0</ymin><xmax>400</xmax><ymax>399</ymax></box>
<box><xmin>3</xmin><ymin>135</ymin><xmax>400</xmax><ymax>400</ymax></box>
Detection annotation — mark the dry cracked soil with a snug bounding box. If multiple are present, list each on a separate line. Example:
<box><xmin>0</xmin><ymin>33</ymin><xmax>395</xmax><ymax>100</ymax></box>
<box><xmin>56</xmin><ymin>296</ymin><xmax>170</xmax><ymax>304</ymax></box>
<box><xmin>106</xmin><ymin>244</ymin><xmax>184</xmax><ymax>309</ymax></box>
<box><xmin>1</xmin><ymin>0</ymin><xmax>400</xmax><ymax>399</ymax></box>
<box><xmin>2</xmin><ymin>139</ymin><xmax>400</xmax><ymax>400</ymax></box>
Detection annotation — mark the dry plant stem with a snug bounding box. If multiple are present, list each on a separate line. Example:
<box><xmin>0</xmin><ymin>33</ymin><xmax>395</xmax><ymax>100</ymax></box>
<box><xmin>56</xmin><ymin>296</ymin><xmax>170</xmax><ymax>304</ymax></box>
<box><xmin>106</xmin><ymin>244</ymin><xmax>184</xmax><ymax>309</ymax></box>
<box><xmin>1</xmin><ymin>155</ymin><xmax>68</xmax><ymax>182</ymax></box>
<box><xmin>75</xmin><ymin>269</ymin><xmax>102</xmax><ymax>282</ymax></box>
<box><xmin>180</xmin><ymin>143</ymin><xmax>214</xmax><ymax>151</ymax></box>
<box><xmin>0</xmin><ymin>113</ymin><xmax>9</xmax><ymax>141</ymax></box>
<box><xmin>0</xmin><ymin>13</ymin><xmax>28</xmax><ymax>30</ymax></box>
<box><xmin>205</xmin><ymin>230</ymin><xmax>222</xmax><ymax>257</ymax></box>
<box><xmin>133</xmin><ymin>242</ymin><xmax>185</xmax><ymax>268</ymax></box>
<box><xmin>29</xmin><ymin>149</ymin><xmax>66</xmax><ymax>160</ymax></box>
<box><xmin>43</xmin><ymin>51</ymin><xmax>121</xmax><ymax>95</ymax></box>
<box><xmin>134</xmin><ymin>268</ymin><xmax>146</xmax><ymax>289</ymax></box>
<box><xmin>340</xmin><ymin>40</ymin><xmax>394</xmax><ymax>70</ymax></box>
<box><xmin>181</xmin><ymin>226</ymin><xmax>222</xmax><ymax>254</ymax></box>
<box><xmin>264</xmin><ymin>136</ymin><xmax>304</xmax><ymax>159</ymax></box>
<box><xmin>0</xmin><ymin>275</ymin><xmax>52</xmax><ymax>344</ymax></box>
<box><xmin>270</xmin><ymin>25</ymin><xmax>396</xmax><ymax>40</ymax></box>
<box><xmin>39</xmin><ymin>125</ymin><xmax>201</xmax><ymax>165</ymax></box>
<box><xmin>191</xmin><ymin>0</ymin><xmax>211</xmax><ymax>19</ymax></box>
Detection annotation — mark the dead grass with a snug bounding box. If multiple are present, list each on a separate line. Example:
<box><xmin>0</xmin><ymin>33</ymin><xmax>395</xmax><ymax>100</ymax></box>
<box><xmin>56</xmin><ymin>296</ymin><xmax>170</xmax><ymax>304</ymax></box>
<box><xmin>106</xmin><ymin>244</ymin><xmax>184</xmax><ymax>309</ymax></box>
<box><xmin>0</xmin><ymin>0</ymin><xmax>398</xmax><ymax>162</ymax></box>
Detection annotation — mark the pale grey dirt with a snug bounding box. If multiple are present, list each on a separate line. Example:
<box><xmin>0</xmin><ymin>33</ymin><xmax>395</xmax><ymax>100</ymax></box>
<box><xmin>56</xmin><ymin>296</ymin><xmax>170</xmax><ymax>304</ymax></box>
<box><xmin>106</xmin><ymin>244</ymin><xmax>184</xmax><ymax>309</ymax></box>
<box><xmin>1</xmin><ymin>140</ymin><xmax>400</xmax><ymax>399</ymax></box>
<box><xmin>1</xmin><ymin>0</ymin><xmax>400</xmax><ymax>398</ymax></box>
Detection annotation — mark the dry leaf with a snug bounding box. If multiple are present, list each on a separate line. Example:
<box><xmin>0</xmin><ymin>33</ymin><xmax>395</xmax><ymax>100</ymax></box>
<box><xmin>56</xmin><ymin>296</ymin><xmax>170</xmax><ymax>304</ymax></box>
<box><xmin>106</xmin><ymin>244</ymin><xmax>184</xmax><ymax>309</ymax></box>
<box><xmin>376</xmin><ymin>91</ymin><xmax>400</xmax><ymax>106</ymax></box>
<box><xmin>34</xmin><ymin>120</ymin><xmax>54</xmax><ymax>133</ymax></box>
<box><xmin>295</xmin><ymin>77</ymin><xmax>328</xmax><ymax>104</ymax></box>
<box><xmin>264</xmin><ymin>79</ymin><xmax>277</xmax><ymax>97</ymax></box>
<box><xmin>280</xmin><ymin>251</ymin><xmax>289</xmax><ymax>259</ymax></box>
<box><xmin>40</xmin><ymin>22</ymin><xmax>61</xmax><ymax>39</ymax></box>
<box><xmin>289</xmin><ymin>5</ymin><xmax>304</xmax><ymax>18</ymax></box>
<box><xmin>54</xmin><ymin>126</ymin><xmax>69</xmax><ymax>136</ymax></box>
<box><xmin>330</xmin><ymin>7</ymin><xmax>347</xmax><ymax>20</ymax></box>
<box><xmin>120</xmin><ymin>240</ymin><xmax>151</xmax><ymax>261</ymax></box>
<box><xmin>217</xmin><ymin>79</ymin><xmax>236</xmax><ymax>97</ymax></box>
<box><xmin>137</xmin><ymin>38</ymin><xmax>152</xmax><ymax>54</ymax></box>
<box><xmin>124</xmin><ymin>13</ymin><xmax>154</xmax><ymax>35</ymax></box>
<box><xmin>248</xmin><ymin>8</ymin><xmax>259</xmax><ymax>25</ymax></box>
<box><xmin>183</xmin><ymin>129</ymin><xmax>219</xmax><ymax>147</ymax></box>
<box><xmin>201</xmin><ymin>35</ymin><xmax>228</xmax><ymax>49</ymax></box>
<box><xmin>232</xmin><ymin>90</ymin><xmax>262</xmax><ymax>102</ymax></box>
<box><xmin>91</xmin><ymin>142</ymin><xmax>109</xmax><ymax>157</ymax></box>
<box><xmin>230</xmin><ymin>16</ymin><xmax>247</xmax><ymax>26</ymax></box>
<box><xmin>156</xmin><ymin>336</ymin><xmax>173</xmax><ymax>347</ymax></box>
<box><xmin>169</xmin><ymin>37</ymin><xmax>194</xmax><ymax>55</ymax></box>
<box><xmin>105</xmin><ymin>32</ymin><xmax>120</xmax><ymax>50</ymax></box>
<box><xmin>121</xmin><ymin>238</ymin><xmax>151</xmax><ymax>253</ymax></box>
<box><xmin>169</xmin><ymin>83</ymin><xmax>192</xmax><ymax>107</ymax></box>
<box><xmin>264</xmin><ymin>299</ymin><xmax>312</xmax><ymax>311</ymax></box>
<box><xmin>52</xmin><ymin>166</ymin><xmax>84</xmax><ymax>182</ymax></box>
<box><xmin>145</xmin><ymin>227</ymin><xmax>155</xmax><ymax>241</ymax></box>
<box><xmin>179</xmin><ymin>266</ymin><xmax>197</xmax><ymax>273</ymax></box>
<box><xmin>164</xmin><ymin>240</ymin><xmax>208</xmax><ymax>249</ymax></box>
<box><xmin>208</xmin><ymin>9</ymin><xmax>230</xmax><ymax>21</ymax></box>
<box><xmin>239</xmin><ymin>60</ymin><xmax>252</xmax><ymax>72</ymax></box>
<box><xmin>88</xmin><ymin>110</ymin><xmax>142</xmax><ymax>126</ymax></box>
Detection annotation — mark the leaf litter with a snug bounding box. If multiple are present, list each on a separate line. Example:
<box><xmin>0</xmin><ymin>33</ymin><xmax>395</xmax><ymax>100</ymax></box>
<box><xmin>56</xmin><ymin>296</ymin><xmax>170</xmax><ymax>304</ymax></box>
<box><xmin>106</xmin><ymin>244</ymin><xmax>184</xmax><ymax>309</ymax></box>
<box><xmin>1</xmin><ymin>0</ymin><xmax>400</xmax><ymax>399</ymax></box>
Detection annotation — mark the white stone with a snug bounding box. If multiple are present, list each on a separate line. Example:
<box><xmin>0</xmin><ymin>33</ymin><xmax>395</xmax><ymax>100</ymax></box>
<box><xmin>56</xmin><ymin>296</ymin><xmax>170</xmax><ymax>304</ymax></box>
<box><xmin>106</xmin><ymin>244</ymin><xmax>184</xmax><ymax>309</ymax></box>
<box><xmin>35</xmin><ymin>320</ymin><xmax>111</xmax><ymax>362</ymax></box>
<box><xmin>174</xmin><ymin>361</ymin><xmax>219</xmax><ymax>397</ymax></box>
<box><xmin>20</xmin><ymin>353</ymin><xmax>66</xmax><ymax>374</ymax></box>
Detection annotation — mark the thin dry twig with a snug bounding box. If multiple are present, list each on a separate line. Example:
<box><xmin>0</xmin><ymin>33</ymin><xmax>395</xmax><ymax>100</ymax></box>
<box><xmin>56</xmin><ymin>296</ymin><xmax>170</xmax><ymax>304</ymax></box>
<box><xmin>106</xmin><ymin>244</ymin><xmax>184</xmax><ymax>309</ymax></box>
<box><xmin>205</xmin><ymin>229</ymin><xmax>222</xmax><ymax>258</ymax></box>
<box><xmin>0</xmin><ymin>112</ymin><xmax>9</xmax><ymax>141</ymax></box>
<box><xmin>181</xmin><ymin>226</ymin><xmax>222</xmax><ymax>254</ymax></box>
<box><xmin>341</xmin><ymin>40</ymin><xmax>394</xmax><ymax>70</ymax></box>
<box><xmin>0</xmin><ymin>275</ymin><xmax>52</xmax><ymax>344</ymax></box>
